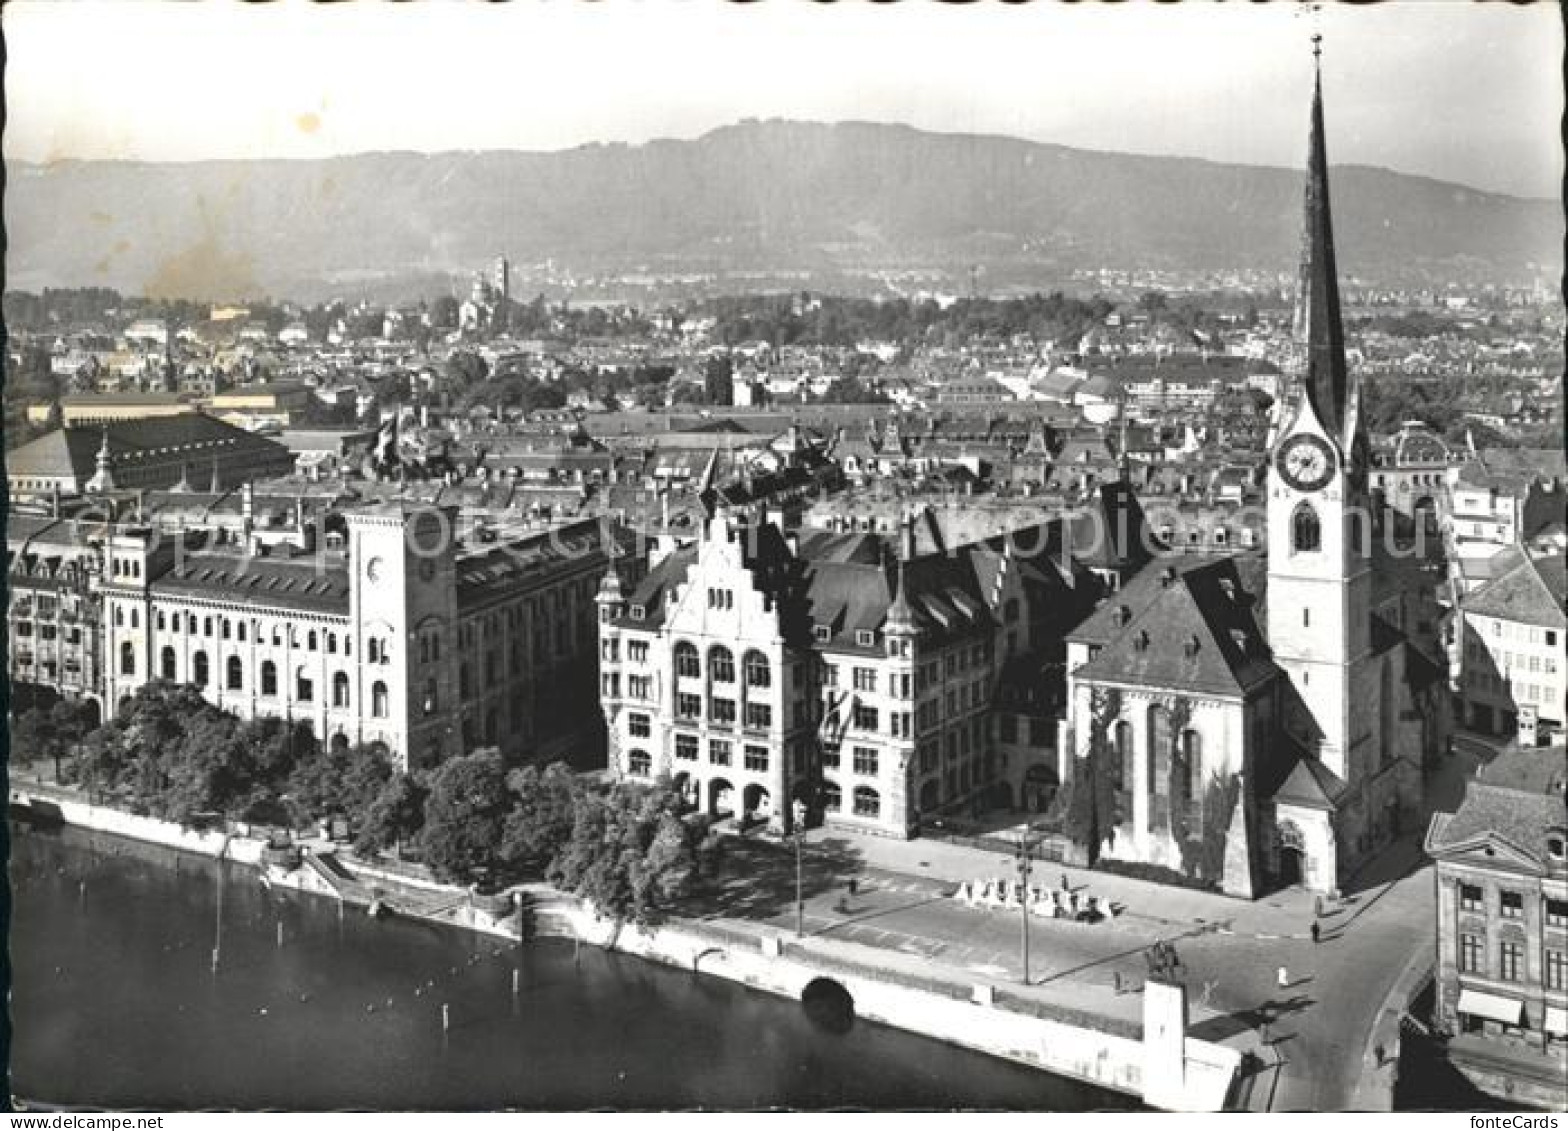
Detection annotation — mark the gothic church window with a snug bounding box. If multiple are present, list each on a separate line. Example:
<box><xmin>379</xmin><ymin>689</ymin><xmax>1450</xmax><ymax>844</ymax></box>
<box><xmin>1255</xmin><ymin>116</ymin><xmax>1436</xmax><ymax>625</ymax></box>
<box><xmin>1291</xmin><ymin>504</ymin><xmax>1321</xmax><ymax>553</ymax></box>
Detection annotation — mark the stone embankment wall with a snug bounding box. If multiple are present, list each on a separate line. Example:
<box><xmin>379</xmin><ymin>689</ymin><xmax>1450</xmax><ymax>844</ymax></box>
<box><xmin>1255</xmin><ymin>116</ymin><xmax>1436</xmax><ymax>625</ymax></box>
<box><xmin>11</xmin><ymin>786</ymin><xmax>1239</xmax><ymax>1111</ymax></box>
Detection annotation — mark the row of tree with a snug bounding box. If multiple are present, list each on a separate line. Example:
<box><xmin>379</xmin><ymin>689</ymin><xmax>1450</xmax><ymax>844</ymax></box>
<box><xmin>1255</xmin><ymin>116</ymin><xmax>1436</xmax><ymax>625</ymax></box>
<box><xmin>11</xmin><ymin>684</ymin><xmax>707</xmax><ymax>926</ymax></box>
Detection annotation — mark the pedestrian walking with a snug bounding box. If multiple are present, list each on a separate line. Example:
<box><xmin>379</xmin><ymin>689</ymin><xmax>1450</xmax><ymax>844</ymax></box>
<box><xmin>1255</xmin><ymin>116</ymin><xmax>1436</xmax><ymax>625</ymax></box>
<box><xmin>1310</xmin><ymin>921</ymin><xmax>1321</xmax><ymax>945</ymax></box>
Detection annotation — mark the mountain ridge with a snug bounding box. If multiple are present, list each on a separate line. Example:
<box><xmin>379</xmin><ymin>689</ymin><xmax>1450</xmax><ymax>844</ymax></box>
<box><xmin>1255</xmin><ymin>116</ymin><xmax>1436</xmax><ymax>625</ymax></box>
<box><xmin>6</xmin><ymin>119</ymin><xmax>1558</xmax><ymax>302</ymax></box>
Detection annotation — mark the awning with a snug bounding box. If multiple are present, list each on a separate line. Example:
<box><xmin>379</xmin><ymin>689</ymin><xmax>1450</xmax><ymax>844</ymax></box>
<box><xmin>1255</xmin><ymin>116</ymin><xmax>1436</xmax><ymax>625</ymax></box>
<box><xmin>1457</xmin><ymin>988</ymin><xmax>1524</xmax><ymax>1026</ymax></box>
<box><xmin>1546</xmin><ymin>1006</ymin><xmax>1568</xmax><ymax>1037</ymax></box>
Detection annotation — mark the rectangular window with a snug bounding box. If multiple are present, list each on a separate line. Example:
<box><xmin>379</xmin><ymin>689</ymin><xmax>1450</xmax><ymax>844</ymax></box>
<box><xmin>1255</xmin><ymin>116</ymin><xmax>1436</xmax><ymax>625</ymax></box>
<box><xmin>744</xmin><ymin>745</ymin><xmax>769</xmax><ymax>772</ymax></box>
<box><xmin>744</xmin><ymin>702</ymin><xmax>771</xmax><ymax>730</ymax></box>
<box><xmin>675</xmin><ymin>734</ymin><xmax>698</xmax><ymax>761</ymax></box>
<box><xmin>852</xmin><ymin>746</ymin><xmax>878</xmax><ymax>776</ymax></box>
<box><xmin>1459</xmin><ymin>883</ymin><xmax>1483</xmax><ymax>913</ymax></box>
<box><xmin>628</xmin><ymin>640</ymin><xmax>648</xmax><ymax>663</ymax></box>
<box><xmin>853</xmin><ymin>704</ymin><xmax>879</xmax><ymax>732</ymax></box>
<box><xmin>711</xmin><ymin>698</ymin><xmax>736</xmax><ymax>726</ymax></box>
<box><xmin>824</xmin><ymin>664</ymin><xmax>839</xmax><ymax>687</ymax></box>
<box><xmin>1547</xmin><ymin>950</ymin><xmax>1567</xmax><ymax>992</ymax></box>
<box><xmin>853</xmin><ymin>667</ymin><xmax>876</xmax><ymax>692</ymax></box>
<box><xmin>629</xmin><ymin>713</ymin><xmax>651</xmax><ymax>738</ymax></box>
<box><xmin>709</xmin><ymin>739</ymin><xmax>732</xmax><ymax>767</ymax></box>
<box><xmin>677</xmin><ymin>693</ymin><xmax>701</xmax><ymax>720</ymax></box>
<box><xmin>1546</xmin><ymin>898</ymin><xmax>1568</xmax><ymax>928</ymax></box>
<box><xmin>1501</xmin><ymin>890</ymin><xmax>1524</xmax><ymax>919</ymax></box>
<box><xmin>1499</xmin><ymin>940</ymin><xmax>1523</xmax><ymax>982</ymax></box>
<box><xmin>1459</xmin><ymin>933</ymin><xmax>1483</xmax><ymax>974</ymax></box>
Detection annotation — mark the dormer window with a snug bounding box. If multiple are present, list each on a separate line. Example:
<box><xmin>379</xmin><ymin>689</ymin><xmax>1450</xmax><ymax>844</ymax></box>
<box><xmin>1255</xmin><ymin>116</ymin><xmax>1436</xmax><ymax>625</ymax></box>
<box><xmin>1114</xmin><ymin>605</ymin><xmax>1131</xmax><ymax>628</ymax></box>
<box><xmin>856</xmin><ymin>630</ymin><xmax>875</xmax><ymax>648</ymax></box>
<box><xmin>630</xmin><ymin>605</ymin><xmax>645</xmax><ymax>621</ymax></box>
<box><xmin>1183</xmin><ymin>635</ymin><xmax>1201</xmax><ymax>659</ymax></box>
<box><xmin>814</xmin><ymin>624</ymin><xmax>833</xmax><ymax>643</ymax></box>
<box><xmin>1549</xmin><ymin>834</ymin><xmax>1566</xmax><ymax>862</ymax></box>
<box><xmin>1133</xmin><ymin>631</ymin><xmax>1150</xmax><ymax>653</ymax></box>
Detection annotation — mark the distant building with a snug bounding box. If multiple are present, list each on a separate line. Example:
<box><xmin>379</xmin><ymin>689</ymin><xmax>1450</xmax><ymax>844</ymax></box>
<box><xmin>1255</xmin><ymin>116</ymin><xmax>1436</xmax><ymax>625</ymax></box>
<box><xmin>1425</xmin><ymin>745</ymin><xmax>1568</xmax><ymax>1109</ymax></box>
<box><xmin>35</xmin><ymin>393</ymin><xmax>198</xmax><ymax>429</ymax></box>
<box><xmin>6</xmin><ymin>415</ymin><xmax>296</xmax><ymax>499</ymax></box>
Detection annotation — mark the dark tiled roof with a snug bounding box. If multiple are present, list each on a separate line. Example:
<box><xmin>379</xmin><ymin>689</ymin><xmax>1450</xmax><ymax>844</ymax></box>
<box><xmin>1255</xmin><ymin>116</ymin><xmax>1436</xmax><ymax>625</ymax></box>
<box><xmin>1072</xmin><ymin>554</ymin><xmax>1277</xmax><ymax>697</ymax></box>
<box><xmin>1426</xmin><ymin>745</ymin><xmax>1568</xmax><ymax>868</ymax></box>
<box><xmin>456</xmin><ymin>518</ymin><xmax>614</xmax><ymax>609</ymax></box>
<box><xmin>1464</xmin><ymin>549</ymin><xmax>1566</xmax><ymax>627</ymax></box>
<box><xmin>153</xmin><ymin>550</ymin><xmax>351</xmax><ymax>614</ymax></box>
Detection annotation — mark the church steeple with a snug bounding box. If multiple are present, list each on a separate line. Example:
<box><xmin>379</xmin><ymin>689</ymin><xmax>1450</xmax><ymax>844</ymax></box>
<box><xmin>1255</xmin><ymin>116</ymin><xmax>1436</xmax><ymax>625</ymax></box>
<box><xmin>1291</xmin><ymin>35</ymin><xmax>1348</xmax><ymax>437</ymax></box>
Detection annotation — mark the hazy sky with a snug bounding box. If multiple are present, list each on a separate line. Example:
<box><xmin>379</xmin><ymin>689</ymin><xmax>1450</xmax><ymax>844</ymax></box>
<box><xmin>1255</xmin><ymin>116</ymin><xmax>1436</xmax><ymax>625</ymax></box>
<box><xmin>4</xmin><ymin>0</ymin><xmax>1562</xmax><ymax>198</ymax></box>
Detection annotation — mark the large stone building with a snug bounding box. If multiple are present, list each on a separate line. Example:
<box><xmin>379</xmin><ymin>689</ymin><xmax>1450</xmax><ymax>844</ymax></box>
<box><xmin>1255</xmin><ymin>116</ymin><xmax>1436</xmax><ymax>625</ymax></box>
<box><xmin>596</xmin><ymin>507</ymin><xmax>1062</xmax><ymax>836</ymax></box>
<box><xmin>1425</xmin><ymin>745</ymin><xmax>1568</xmax><ymax>1109</ymax></box>
<box><xmin>8</xmin><ymin>498</ymin><xmax>622</xmax><ymax>771</ymax></box>
<box><xmin>1056</xmin><ymin>57</ymin><xmax>1440</xmax><ymax>897</ymax></box>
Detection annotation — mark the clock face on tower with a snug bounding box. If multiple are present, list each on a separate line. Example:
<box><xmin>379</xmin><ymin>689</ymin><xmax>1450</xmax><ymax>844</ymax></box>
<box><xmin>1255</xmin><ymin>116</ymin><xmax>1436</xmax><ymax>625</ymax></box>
<box><xmin>1276</xmin><ymin>434</ymin><xmax>1337</xmax><ymax>492</ymax></box>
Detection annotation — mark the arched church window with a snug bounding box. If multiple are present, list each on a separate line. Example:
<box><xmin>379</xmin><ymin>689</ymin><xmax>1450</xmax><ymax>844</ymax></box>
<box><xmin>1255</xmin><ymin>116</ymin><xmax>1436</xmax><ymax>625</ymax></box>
<box><xmin>1291</xmin><ymin>504</ymin><xmax>1321</xmax><ymax>553</ymax></box>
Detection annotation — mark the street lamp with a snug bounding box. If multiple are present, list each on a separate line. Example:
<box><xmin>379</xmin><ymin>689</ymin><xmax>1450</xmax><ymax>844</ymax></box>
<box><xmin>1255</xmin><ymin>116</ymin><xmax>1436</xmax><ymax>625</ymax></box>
<box><xmin>1015</xmin><ymin>823</ymin><xmax>1038</xmax><ymax>986</ymax></box>
<box><xmin>792</xmin><ymin>799</ymin><xmax>807</xmax><ymax>938</ymax></box>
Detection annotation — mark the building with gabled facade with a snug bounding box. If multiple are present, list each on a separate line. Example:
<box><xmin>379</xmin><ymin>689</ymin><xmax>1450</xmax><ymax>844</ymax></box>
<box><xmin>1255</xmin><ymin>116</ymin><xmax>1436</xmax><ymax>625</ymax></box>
<box><xmin>596</xmin><ymin>506</ymin><xmax>1045</xmax><ymax>837</ymax></box>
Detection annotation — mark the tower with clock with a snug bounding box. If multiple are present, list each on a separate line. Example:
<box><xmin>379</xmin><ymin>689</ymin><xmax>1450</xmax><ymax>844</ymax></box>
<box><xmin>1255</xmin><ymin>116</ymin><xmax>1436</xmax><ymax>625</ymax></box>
<box><xmin>345</xmin><ymin>502</ymin><xmax>460</xmax><ymax>770</ymax></box>
<box><xmin>1266</xmin><ymin>36</ymin><xmax>1382</xmax><ymax>831</ymax></box>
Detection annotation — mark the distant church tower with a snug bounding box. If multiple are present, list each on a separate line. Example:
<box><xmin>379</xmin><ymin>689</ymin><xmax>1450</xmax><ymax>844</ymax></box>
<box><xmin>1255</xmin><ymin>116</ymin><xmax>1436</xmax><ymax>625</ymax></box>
<box><xmin>1265</xmin><ymin>38</ymin><xmax>1376</xmax><ymax>788</ymax></box>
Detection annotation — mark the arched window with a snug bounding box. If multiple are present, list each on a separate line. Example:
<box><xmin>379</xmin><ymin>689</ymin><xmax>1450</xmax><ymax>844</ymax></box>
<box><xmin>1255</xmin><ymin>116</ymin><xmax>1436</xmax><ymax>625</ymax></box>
<box><xmin>367</xmin><ymin>639</ymin><xmax>380</xmax><ymax>664</ymax></box>
<box><xmin>238</xmin><ymin>622</ymin><xmax>247</xmax><ymax>642</ymax></box>
<box><xmin>296</xmin><ymin>669</ymin><xmax>314</xmax><ymax>702</ymax></box>
<box><xmin>114</xmin><ymin>607</ymin><xmax>124</xmax><ymax>628</ymax></box>
<box><xmin>709</xmin><ymin>646</ymin><xmax>735</xmax><ymax>683</ymax></box>
<box><xmin>157</xmin><ymin>611</ymin><xmax>167</xmax><ymax>632</ymax></box>
<box><xmin>327</xmin><ymin>632</ymin><xmax>337</xmax><ymax>654</ymax></box>
<box><xmin>371</xmin><ymin>681</ymin><xmax>389</xmax><ymax>718</ymax></box>
<box><xmin>744</xmin><ymin>650</ymin><xmax>771</xmax><ymax>689</ymax></box>
<box><xmin>675</xmin><ymin>642</ymin><xmax>700</xmax><ymax>679</ymax></box>
<box><xmin>1176</xmin><ymin>730</ymin><xmax>1202</xmax><ymax>814</ymax></box>
<box><xmin>222</xmin><ymin>618</ymin><xmax>232</xmax><ymax>640</ymax></box>
<box><xmin>130</xmin><ymin>609</ymin><xmax>139</xmax><ymax>629</ymax></box>
<box><xmin>332</xmin><ymin>672</ymin><xmax>350</xmax><ymax>708</ymax></box>
<box><xmin>853</xmin><ymin>786</ymin><xmax>881</xmax><ymax>818</ymax></box>
<box><xmin>308</xmin><ymin>630</ymin><xmax>318</xmax><ymax>651</ymax></box>
<box><xmin>193</xmin><ymin>651</ymin><xmax>209</xmax><ymax>688</ymax></box>
<box><xmin>160</xmin><ymin>646</ymin><xmax>177</xmax><ymax>681</ymax></box>
<box><xmin>260</xmin><ymin>660</ymin><xmax>278</xmax><ymax>697</ymax></box>
<box><xmin>119</xmin><ymin>640</ymin><xmax>135</xmax><ymax>675</ymax></box>
<box><xmin>822</xmin><ymin>781</ymin><xmax>843</xmax><ymax>812</ymax></box>
<box><xmin>1113</xmin><ymin>720</ymin><xmax>1134</xmax><ymax>792</ymax></box>
<box><xmin>226</xmin><ymin>656</ymin><xmax>244</xmax><ymax>691</ymax></box>
<box><xmin>1291</xmin><ymin>503</ymin><xmax>1321</xmax><ymax>553</ymax></box>
<box><xmin>1147</xmin><ymin>704</ymin><xmax>1171</xmax><ymax>831</ymax></box>
<box><xmin>628</xmin><ymin>749</ymin><xmax>652</xmax><ymax>777</ymax></box>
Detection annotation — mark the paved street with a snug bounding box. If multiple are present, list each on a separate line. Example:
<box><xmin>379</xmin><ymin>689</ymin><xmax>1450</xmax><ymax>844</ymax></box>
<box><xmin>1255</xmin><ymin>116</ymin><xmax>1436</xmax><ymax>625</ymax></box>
<box><xmin>694</xmin><ymin>746</ymin><xmax>1480</xmax><ymax>1110</ymax></box>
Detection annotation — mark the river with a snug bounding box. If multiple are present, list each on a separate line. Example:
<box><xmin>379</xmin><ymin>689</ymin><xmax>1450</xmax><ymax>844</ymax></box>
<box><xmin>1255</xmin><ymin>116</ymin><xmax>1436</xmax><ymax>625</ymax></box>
<box><xmin>7</xmin><ymin>820</ymin><xmax>1137</xmax><ymax>1111</ymax></box>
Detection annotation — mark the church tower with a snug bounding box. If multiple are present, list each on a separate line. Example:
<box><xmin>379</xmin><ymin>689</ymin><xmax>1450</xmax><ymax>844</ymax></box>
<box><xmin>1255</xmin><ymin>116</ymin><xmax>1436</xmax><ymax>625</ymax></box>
<box><xmin>1266</xmin><ymin>39</ymin><xmax>1375</xmax><ymax>786</ymax></box>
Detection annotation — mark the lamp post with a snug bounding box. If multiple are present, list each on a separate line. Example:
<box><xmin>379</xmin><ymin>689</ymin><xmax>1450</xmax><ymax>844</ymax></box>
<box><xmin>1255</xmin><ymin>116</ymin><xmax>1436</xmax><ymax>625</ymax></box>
<box><xmin>1015</xmin><ymin>824</ymin><xmax>1037</xmax><ymax>986</ymax></box>
<box><xmin>792</xmin><ymin>799</ymin><xmax>807</xmax><ymax>939</ymax></box>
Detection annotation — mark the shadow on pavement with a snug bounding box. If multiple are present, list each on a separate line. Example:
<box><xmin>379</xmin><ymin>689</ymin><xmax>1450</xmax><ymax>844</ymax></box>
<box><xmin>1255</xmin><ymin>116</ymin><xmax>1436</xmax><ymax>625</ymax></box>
<box><xmin>1189</xmin><ymin>993</ymin><xmax>1316</xmax><ymax>1043</ymax></box>
<box><xmin>683</xmin><ymin>834</ymin><xmax>865</xmax><ymax>922</ymax></box>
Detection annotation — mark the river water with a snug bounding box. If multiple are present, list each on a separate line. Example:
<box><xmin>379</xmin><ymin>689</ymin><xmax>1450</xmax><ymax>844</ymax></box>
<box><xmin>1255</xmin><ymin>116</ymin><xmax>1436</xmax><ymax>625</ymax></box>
<box><xmin>7</xmin><ymin>821</ymin><xmax>1137</xmax><ymax>1111</ymax></box>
